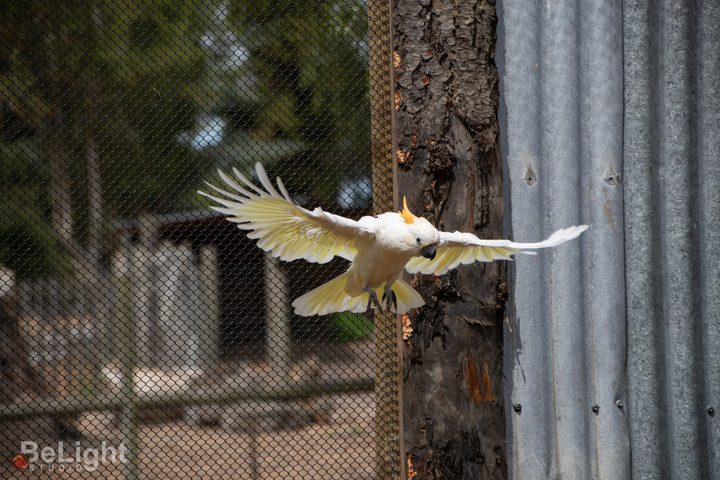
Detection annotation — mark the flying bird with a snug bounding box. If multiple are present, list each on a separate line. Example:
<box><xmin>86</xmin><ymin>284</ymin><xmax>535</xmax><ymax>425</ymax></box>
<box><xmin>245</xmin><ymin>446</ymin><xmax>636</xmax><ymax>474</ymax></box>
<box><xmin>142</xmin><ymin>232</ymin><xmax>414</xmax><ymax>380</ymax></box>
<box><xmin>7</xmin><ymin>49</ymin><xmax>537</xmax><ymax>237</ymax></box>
<box><xmin>200</xmin><ymin>163</ymin><xmax>588</xmax><ymax>316</ymax></box>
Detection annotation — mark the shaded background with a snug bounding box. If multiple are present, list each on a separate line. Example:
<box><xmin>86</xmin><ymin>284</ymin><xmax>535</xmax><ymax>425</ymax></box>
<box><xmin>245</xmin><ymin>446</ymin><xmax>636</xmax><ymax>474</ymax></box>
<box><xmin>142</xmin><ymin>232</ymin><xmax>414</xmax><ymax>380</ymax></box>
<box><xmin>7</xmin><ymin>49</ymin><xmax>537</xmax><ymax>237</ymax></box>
<box><xmin>1</xmin><ymin>1</ymin><xmax>380</xmax><ymax>478</ymax></box>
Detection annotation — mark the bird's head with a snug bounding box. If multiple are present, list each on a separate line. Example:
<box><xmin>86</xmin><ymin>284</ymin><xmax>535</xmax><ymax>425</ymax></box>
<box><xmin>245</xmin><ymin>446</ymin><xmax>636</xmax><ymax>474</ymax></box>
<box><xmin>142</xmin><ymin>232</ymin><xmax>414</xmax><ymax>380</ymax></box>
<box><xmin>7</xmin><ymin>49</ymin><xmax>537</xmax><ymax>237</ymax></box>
<box><xmin>398</xmin><ymin>197</ymin><xmax>439</xmax><ymax>260</ymax></box>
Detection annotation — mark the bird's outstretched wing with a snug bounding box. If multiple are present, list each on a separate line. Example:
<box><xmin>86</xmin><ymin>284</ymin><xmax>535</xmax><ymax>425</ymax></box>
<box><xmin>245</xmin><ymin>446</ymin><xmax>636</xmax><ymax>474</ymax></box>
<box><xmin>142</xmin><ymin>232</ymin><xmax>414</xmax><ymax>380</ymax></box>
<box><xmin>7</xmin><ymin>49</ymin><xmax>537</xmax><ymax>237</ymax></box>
<box><xmin>405</xmin><ymin>225</ymin><xmax>588</xmax><ymax>275</ymax></box>
<box><xmin>199</xmin><ymin>163</ymin><xmax>374</xmax><ymax>263</ymax></box>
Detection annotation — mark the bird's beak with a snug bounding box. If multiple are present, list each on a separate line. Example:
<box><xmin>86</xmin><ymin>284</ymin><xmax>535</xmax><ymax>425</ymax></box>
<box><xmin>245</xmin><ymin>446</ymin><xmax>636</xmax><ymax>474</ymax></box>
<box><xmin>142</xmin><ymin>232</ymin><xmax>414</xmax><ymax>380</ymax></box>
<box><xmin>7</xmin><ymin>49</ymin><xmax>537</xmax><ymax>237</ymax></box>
<box><xmin>421</xmin><ymin>245</ymin><xmax>437</xmax><ymax>260</ymax></box>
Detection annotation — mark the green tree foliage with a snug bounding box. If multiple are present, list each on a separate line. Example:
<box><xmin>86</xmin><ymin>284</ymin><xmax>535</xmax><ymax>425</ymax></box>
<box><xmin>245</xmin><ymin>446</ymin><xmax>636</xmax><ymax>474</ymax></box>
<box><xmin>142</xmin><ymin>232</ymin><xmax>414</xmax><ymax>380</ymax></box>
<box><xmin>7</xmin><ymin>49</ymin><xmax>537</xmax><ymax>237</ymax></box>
<box><xmin>186</xmin><ymin>0</ymin><xmax>371</xmax><ymax>209</ymax></box>
<box><xmin>0</xmin><ymin>0</ymin><xmax>369</xmax><ymax>278</ymax></box>
<box><xmin>1</xmin><ymin>0</ymin><xmax>210</xmax><ymax>277</ymax></box>
<box><xmin>0</xmin><ymin>138</ymin><xmax>74</xmax><ymax>278</ymax></box>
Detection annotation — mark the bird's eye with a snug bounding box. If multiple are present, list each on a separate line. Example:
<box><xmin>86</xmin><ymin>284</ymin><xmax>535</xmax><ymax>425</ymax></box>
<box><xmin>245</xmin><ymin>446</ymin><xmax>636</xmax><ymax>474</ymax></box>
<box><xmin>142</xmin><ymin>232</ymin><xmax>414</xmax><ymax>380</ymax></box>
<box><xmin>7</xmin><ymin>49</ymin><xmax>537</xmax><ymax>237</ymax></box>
<box><xmin>415</xmin><ymin>236</ymin><xmax>422</xmax><ymax>244</ymax></box>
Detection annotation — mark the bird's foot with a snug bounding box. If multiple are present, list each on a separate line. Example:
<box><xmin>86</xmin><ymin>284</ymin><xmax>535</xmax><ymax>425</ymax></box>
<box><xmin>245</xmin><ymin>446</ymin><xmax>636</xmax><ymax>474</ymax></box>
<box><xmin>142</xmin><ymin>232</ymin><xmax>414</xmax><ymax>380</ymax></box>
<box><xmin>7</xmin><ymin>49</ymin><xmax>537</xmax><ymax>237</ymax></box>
<box><xmin>382</xmin><ymin>288</ymin><xmax>397</xmax><ymax>313</ymax></box>
<box><xmin>363</xmin><ymin>287</ymin><xmax>383</xmax><ymax>311</ymax></box>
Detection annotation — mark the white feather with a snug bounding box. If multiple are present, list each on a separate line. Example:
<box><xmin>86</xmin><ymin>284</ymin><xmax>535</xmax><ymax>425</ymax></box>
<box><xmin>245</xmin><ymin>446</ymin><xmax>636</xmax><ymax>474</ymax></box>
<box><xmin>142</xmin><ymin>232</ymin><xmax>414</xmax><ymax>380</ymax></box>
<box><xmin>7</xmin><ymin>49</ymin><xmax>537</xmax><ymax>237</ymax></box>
<box><xmin>200</xmin><ymin>163</ymin><xmax>589</xmax><ymax>316</ymax></box>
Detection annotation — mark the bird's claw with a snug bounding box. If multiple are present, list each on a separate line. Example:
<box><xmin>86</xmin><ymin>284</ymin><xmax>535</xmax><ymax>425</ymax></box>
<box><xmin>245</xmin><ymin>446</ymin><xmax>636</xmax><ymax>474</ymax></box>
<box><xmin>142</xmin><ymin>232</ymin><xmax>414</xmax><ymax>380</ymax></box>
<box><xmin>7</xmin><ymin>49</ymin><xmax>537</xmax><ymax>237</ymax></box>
<box><xmin>382</xmin><ymin>289</ymin><xmax>397</xmax><ymax>312</ymax></box>
<box><xmin>364</xmin><ymin>287</ymin><xmax>397</xmax><ymax>313</ymax></box>
<box><xmin>364</xmin><ymin>288</ymin><xmax>383</xmax><ymax>312</ymax></box>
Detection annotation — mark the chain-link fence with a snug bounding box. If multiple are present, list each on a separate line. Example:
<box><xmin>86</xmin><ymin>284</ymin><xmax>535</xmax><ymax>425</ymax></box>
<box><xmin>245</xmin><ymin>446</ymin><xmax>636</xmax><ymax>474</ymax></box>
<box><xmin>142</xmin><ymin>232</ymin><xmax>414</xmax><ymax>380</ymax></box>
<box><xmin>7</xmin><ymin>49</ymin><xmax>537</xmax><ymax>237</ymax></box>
<box><xmin>1</xmin><ymin>1</ymin><xmax>394</xmax><ymax>478</ymax></box>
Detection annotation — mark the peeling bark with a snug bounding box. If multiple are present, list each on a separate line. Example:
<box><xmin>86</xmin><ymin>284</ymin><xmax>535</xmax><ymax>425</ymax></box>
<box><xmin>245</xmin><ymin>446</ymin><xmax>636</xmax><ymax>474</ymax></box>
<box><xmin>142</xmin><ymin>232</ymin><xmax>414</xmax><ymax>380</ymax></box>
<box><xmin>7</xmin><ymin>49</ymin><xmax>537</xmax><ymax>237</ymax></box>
<box><xmin>394</xmin><ymin>0</ymin><xmax>506</xmax><ymax>478</ymax></box>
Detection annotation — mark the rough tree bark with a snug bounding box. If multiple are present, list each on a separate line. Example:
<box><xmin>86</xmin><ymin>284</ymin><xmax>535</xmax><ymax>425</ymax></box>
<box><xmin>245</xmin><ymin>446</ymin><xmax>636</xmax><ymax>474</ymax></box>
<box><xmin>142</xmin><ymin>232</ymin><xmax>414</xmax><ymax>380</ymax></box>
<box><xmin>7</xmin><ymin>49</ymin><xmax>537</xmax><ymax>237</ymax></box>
<box><xmin>393</xmin><ymin>0</ymin><xmax>507</xmax><ymax>478</ymax></box>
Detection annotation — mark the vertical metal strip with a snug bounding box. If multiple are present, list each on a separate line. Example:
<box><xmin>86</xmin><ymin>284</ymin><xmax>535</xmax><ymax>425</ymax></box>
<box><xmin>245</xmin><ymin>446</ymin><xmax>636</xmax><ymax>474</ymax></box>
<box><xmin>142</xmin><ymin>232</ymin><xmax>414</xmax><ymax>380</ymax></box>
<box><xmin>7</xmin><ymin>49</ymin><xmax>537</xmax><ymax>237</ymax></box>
<box><xmin>368</xmin><ymin>0</ymin><xmax>401</xmax><ymax>478</ymax></box>
<box><xmin>198</xmin><ymin>244</ymin><xmax>220</xmax><ymax>370</ymax></box>
<box><xmin>114</xmin><ymin>246</ymin><xmax>140</xmax><ymax>480</ymax></box>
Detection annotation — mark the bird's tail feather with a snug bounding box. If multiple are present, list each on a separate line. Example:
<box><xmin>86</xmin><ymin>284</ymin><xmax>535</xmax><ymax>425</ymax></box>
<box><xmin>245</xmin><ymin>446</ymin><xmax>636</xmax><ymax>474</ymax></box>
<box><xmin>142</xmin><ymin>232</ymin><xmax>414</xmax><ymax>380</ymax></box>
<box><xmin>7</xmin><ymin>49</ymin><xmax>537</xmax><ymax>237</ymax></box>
<box><xmin>292</xmin><ymin>273</ymin><xmax>364</xmax><ymax>316</ymax></box>
<box><xmin>292</xmin><ymin>273</ymin><xmax>425</xmax><ymax>316</ymax></box>
<box><xmin>392</xmin><ymin>279</ymin><xmax>426</xmax><ymax>313</ymax></box>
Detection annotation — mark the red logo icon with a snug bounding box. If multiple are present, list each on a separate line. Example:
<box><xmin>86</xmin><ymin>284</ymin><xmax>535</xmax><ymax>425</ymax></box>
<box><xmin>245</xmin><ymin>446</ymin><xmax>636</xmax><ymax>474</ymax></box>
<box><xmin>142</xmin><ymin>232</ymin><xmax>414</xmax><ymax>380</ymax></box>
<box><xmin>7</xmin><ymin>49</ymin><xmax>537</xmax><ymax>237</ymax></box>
<box><xmin>12</xmin><ymin>454</ymin><xmax>29</xmax><ymax>471</ymax></box>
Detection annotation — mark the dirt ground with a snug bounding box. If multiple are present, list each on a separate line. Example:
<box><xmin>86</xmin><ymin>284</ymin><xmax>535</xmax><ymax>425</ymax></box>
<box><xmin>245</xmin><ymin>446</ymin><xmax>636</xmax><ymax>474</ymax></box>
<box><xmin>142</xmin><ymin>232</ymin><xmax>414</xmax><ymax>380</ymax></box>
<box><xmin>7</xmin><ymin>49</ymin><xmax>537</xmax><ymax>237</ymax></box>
<box><xmin>2</xmin><ymin>341</ymin><xmax>379</xmax><ymax>479</ymax></box>
<box><xmin>2</xmin><ymin>391</ymin><xmax>375</xmax><ymax>480</ymax></box>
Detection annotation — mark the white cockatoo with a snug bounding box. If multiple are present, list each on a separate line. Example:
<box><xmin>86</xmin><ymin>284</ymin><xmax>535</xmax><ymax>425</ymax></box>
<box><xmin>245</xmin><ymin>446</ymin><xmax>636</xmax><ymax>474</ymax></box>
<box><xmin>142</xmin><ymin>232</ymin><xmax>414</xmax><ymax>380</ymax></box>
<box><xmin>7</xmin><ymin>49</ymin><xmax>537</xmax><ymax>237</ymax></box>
<box><xmin>200</xmin><ymin>163</ymin><xmax>588</xmax><ymax>316</ymax></box>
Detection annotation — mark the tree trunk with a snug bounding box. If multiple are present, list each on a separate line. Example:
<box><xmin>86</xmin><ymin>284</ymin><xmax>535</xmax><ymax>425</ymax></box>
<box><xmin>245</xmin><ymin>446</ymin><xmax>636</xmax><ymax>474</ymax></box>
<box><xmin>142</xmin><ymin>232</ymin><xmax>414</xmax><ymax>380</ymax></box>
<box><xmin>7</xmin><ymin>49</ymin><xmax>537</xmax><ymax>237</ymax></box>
<box><xmin>393</xmin><ymin>0</ymin><xmax>507</xmax><ymax>478</ymax></box>
<box><xmin>27</xmin><ymin>3</ymin><xmax>76</xmax><ymax>255</ymax></box>
<box><xmin>31</xmin><ymin>2</ymin><xmax>106</xmax><ymax>272</ymax></box>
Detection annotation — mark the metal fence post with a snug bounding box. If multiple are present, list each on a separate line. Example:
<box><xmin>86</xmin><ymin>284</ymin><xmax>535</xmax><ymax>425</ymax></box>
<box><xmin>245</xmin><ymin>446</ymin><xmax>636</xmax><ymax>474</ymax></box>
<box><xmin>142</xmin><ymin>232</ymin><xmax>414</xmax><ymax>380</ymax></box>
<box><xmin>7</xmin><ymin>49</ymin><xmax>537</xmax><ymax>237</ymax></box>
<box><xmin>369</xmin><ymin>0</ymin><xmax>402</xmax><ymax>477</ymax></box>
<box><xmin>198</xmin><ymin>244</ymin><xmax>220</xmax><ymax>370</ymax></box>
<box><xmin>264</xmin><ymin>251</ymin><xmax>292</xmax><ymax>388</ymax></box>
<box><xmin>113</xmin><ymin>242</ymin><xmax>141</xmax><ymax>480</ymax></box>
<box><xmin>132</xmin><ymin>214</ymin><xmax>157</xmax><ymax>368</ymax></box>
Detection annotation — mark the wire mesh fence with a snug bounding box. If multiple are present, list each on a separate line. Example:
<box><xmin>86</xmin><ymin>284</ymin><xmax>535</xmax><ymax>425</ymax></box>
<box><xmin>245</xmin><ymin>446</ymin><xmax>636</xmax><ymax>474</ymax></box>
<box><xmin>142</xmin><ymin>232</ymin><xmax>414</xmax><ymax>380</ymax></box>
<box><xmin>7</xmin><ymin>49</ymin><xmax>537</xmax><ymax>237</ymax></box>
<box><xmin>0</xmin><ymin>1</ymin><xmax>392</xmax><ymax>478</ymax></box>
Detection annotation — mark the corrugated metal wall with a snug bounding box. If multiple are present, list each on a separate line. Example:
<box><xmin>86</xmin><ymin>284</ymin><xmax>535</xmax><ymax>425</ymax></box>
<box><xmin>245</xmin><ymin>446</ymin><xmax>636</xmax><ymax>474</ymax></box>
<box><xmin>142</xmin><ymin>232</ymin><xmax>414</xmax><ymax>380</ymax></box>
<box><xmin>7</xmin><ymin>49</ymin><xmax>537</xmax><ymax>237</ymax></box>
<box><xmin>497</xmin><ymin>0</ymin><xmax>719</xmax><ymax>478</ymax></box>
<box><xmin>497</xmin><ymin>0</ymin><xmax>628</xmax><ymax>478</ymax></box>
<box><xmin>623</xmin><ymin>1</ymin><xmax>720</xmax><ymax>479</ymax></box>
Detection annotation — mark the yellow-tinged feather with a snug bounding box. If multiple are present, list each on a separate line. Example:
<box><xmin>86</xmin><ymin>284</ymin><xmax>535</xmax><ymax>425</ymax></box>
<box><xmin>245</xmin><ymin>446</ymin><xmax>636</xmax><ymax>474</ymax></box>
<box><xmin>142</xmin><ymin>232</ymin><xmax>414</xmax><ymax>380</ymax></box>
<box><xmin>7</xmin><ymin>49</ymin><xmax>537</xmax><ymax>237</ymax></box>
<box><xmin>201</xmin><ymin>173</ymin><xmax>365</xmax><ymax>263</ymax></box>
<box><xmin>200</xmin><ymin>163</ymin><xmax>588</xmax><ymax>316</ymax></box>
<box><xmin>406</xmin><ymin>245</ymin><xmax>525</xmax><ymax>275</ymax></box>
<box><xmin>392</xmin><ymin>279</ymin><xmax>426</xmax><ymax>312</ymax></box>
<box><xmin>398</xmin><ymin>196</ymin><xmax>417</xmax><ymax>225</ymax></box>
<box><xmin>291</xmin><ymin>273</ymin><xmax>425</xmax><ymax>316</ymax></box>
<box><xmin>405</xmin><ymin>225</ymin><xmax>588</xmax><ymax>275</ymax></box>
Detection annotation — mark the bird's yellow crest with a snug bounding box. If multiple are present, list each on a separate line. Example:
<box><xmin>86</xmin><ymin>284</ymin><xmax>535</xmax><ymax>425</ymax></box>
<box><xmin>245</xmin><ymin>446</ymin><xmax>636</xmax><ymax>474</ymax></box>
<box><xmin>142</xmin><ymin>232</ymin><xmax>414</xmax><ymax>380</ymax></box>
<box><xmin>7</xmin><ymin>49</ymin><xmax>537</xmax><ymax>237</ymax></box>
<box><xmin>398</xmin><ymin>197</ymin><xmax>417</xmax><ymax>224</ymax></box>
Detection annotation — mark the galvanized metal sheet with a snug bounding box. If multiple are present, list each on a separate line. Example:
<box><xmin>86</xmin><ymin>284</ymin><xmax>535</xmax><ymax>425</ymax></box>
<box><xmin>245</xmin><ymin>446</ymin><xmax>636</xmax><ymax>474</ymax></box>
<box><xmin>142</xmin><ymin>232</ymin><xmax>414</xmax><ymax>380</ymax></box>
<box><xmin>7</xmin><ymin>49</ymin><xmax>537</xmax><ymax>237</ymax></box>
<box><xmin>497</xmin><ymin>0</ymin><xmax>629</xmax><ymax>478</ymax></box>
<box><xmin>623</xmin><ymin>1</ymin><xmax>720</xmax><ymax>479</ymax></box>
